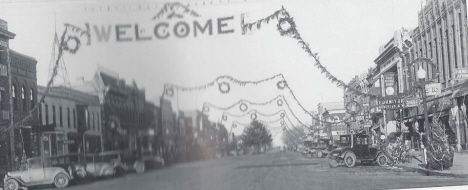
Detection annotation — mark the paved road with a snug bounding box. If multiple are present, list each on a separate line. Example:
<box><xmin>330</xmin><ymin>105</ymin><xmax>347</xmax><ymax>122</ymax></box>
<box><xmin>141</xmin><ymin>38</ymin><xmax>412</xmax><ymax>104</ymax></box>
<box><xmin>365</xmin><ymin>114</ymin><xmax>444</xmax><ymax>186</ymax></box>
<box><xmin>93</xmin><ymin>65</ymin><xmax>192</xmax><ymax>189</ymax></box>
<box><xmin>44</xmin><ymin>150</ymin><xmax>468</xmax><ymax>190</ymax></box>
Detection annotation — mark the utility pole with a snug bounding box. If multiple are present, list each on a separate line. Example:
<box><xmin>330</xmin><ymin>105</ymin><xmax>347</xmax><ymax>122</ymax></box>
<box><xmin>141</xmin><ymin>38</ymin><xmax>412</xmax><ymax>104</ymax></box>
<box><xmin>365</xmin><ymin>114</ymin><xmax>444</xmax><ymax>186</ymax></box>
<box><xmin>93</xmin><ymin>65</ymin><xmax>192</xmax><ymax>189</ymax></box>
<box><xmin>6</xmin><ymin>42</ymin><xmax>15</xmax><ymax>171</ymax></box>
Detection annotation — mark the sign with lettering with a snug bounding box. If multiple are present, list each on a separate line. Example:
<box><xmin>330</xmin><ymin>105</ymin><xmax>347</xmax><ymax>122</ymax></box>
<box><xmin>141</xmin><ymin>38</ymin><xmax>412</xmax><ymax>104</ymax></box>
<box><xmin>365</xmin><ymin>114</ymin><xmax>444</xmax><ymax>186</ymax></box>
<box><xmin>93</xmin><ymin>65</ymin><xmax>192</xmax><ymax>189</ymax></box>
<box><xmin>425</xmin><ymin>83</ymin><xmax>442</xmax><ymax>96</ymax></box>
<box><xmin>383</xmin><ymin>73</ymin><xmax>397</xmax><ymax>96</ymax></box>
<box><xmin>378</xmin><ymin>98</ymin><xmax>402</xmax><ymax>110</ymax></box>
<box><xmin>454</xmin><ymin>68</ymin><xmax>468</xmax><ymax>80</ymax></box>
<box><xmin>403</xmin><ymin>97</ymin><xmax>421</xmax><ymax>108</ymax></box>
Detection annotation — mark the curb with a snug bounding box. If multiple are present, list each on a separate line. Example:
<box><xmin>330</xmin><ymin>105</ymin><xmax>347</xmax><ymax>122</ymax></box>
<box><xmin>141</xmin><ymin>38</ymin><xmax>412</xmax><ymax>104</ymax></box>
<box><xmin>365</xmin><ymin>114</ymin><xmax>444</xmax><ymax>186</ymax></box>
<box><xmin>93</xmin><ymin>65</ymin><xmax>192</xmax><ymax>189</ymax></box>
<box><xmin>396</xmin><ymin>165</ymin><xmax>468</xmax><ymax>178</ymax></box>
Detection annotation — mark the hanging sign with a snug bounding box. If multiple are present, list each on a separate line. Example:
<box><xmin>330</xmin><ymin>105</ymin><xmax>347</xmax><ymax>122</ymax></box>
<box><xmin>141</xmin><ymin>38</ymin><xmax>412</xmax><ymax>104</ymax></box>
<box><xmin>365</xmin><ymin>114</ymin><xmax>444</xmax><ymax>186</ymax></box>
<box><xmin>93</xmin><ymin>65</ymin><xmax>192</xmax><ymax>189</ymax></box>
<box><xmin>454</xmin><ymin>68</ymin><xmax>468</xmax><ymax>80</ymax></box>
<box><xmin>383</xmin><ymin>73</ymin><xmax>397</xmax><ymax>96</ymax></box>
<box><xmin>425</xmin><ymin>83</ymin><xmax>442</xmax><ymax>96</ymax></box>
<box><xmin>403</xmin><ymin>97</ymin><xmax>421</xmax><ymax>108</ymax></box>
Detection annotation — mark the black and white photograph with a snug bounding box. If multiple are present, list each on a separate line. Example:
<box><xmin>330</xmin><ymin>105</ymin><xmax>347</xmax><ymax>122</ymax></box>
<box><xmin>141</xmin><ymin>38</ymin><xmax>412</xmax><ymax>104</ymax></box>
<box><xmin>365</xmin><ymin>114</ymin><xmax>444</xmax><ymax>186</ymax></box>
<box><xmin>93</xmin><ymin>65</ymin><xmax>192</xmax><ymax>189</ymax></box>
<box><xmin>1</xmin><ymin>0</ymin><xmax>468</xmax><ymax>189</ymax></box>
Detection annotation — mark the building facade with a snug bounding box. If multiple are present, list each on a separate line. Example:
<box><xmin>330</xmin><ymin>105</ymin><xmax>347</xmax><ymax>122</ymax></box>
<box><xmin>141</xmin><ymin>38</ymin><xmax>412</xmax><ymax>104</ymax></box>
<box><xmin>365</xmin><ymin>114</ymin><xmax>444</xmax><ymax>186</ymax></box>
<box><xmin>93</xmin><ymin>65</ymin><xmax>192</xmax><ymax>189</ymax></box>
<box><xmin>409</xmin><ymin>0</ymin><xmax>468</xmax><ymax>150</ymax></box>
<box><xmin>0</xmin><ymin>18</ymin><xmax>40</xmax><ymax>171</ymax></box>
<box><xmin>37</xmin><ymin>86</ymin><xmax>101</xmax><ymax>156</ymax></box>
<box><xmin>73</xmin><ymin>69</ymin><xmax>152</xmax><ymax>152</ymax></box>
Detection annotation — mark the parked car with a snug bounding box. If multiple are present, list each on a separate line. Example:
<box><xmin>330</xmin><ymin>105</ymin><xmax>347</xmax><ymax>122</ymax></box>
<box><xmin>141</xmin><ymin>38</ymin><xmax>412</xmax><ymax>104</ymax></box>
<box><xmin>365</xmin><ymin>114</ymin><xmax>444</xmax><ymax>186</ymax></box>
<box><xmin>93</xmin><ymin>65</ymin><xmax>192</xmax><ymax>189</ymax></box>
<box><xmin>328</xmin><ymin>134</ymin><xmax>389</xmax><ymax>168</ymax></box>
<box><xmin>46</xmin><ymin>154</ymin><xmax>87</xmax><ymax>180</ymax></box>
<box><xmin>4</xmin><ymin>156</ymin><xmax>72</xmax><ymax>190</ymax></box>
<box><xmin>306</xmin><ymin>139</ymin><xmax>333</xmax><ymax>158</ymax></box>
<box><xmin>98</xmin><ymin>150</ymin><xmax>146</xmax><ymax>175</ymax></box>
<box><xmin>84</xmin><ymin>154</ymin><xmax>115</xmax><ymax>178</ymax></box>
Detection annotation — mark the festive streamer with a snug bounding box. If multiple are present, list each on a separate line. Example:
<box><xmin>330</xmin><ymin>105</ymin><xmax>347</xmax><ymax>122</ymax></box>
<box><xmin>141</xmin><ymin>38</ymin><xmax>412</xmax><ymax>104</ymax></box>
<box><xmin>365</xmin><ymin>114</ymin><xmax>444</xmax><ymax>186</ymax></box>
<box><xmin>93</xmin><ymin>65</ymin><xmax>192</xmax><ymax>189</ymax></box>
<box><xmin>241</xmin><ymin>6</ymin><xmax>398</xmax><ymax>100</ymax></box>
<box><xmin>165</xmin><ymin>74</ymin><xmax>284</xmax><ymax>93</ymax></box>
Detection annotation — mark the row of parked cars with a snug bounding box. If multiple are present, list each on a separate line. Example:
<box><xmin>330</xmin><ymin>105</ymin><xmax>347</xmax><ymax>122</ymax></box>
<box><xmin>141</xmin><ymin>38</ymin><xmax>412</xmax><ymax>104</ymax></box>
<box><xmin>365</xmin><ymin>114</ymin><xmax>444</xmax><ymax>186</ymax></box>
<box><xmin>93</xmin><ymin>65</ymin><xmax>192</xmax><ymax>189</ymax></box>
<box><xmin>3</xmin><ymin>150</ymin><xmax>165</xmax><ymax>190</ymax></box>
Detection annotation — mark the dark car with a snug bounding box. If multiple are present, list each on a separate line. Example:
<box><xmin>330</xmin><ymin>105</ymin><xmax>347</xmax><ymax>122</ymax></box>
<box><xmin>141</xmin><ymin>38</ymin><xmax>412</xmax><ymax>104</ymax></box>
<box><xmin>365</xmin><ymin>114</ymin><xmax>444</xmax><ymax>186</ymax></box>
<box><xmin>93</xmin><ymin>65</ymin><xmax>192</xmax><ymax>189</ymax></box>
<box><xmin>305</xmin><ymin>139</ymin><xmax>333</xmax><ymax>158</ymax></box>
<box><xmin>327</xmin><ymin>134</ymin><xmax>389</xmax><ymax>168</ymax></box>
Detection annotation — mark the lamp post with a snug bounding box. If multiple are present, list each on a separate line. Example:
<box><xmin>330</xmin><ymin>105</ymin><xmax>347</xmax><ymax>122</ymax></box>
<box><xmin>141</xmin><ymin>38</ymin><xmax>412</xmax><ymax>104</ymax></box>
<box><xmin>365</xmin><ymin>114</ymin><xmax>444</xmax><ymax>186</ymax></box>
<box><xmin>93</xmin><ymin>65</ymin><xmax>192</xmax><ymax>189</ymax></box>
<box><xmin>416</xmin><ymin>65</ymin><xmax>431</xmax><ymax>146</ymax></box>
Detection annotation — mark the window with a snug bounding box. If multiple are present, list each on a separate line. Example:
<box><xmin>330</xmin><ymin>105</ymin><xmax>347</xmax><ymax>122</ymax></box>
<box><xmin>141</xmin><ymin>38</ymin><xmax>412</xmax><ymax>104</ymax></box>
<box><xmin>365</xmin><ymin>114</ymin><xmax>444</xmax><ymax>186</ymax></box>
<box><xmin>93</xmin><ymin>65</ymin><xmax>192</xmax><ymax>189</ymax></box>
<box><xmin>0</xmin><ymin>64</ymin><xmax>7</xmax><ymax>76</ymax></box>
<box><xmin>86</xmin><ymin>110</ymin><xmax>89</xmax><ymax>129</ymax></box>
<box><xmin>67</xmin><ymin>108</ymin><xmax>70</xmax><ymax>128</ymax></box>
<box><xmin>45</xmin><ymin>104</ymin><xmax>49</xmax><ymax>124</ymax></box>
<box><xmin>38</xmin><ymin>103</ymin><xmax>42</xmax><ymax>124</ymax></box>
<box><xmin>446</xmin><ymin>29</ymin><xmax>451</xmax><ymax>79</ymax></box>
<box><xmin>97</xmin><ymin>113</ymin><xmax>100</xmax><ymax>131</ymax></box>
<box><xmin>12</xmin><ymin>85</ymin><xmax>17</xmax><ymax>111</ymax></box>
<box><xmin>59</xmin><ymin>107</ymin><xmax>63</xmax><ymax>127</ymax></box>
<box><xmin>52</xmin><ymin>106</ymin><xmax>56</xmax><ymax>125</ymax></box>
<box><xmin>73</xmin><ymin>109</ymin><xmax>76</xmax><ymax>128</ymax></box>
<box><xmin>440</xmin><ymin>28</ymin><xmax>446</xmax><ymax>81</ymax></box>
<box><xmin>460</xmin><ymin>13</ymin><xmax>466</xmax><ymax>67</ymax></box>
<box><xmin>22</xmin><ymin>87</ymin><xmax>26</xmax><ymax>111</ymax></box>
<box><xmin>92</xmin><ymin>113</ymin><xmax>95</xmax><ymax>130</ymax></box>
<box><xmin>453</xmin><ymin>25</ymin><xmax>457</xmax><ymax>68</ymax></box>
<box><xmin>30</xmin><ymin>89</ymin><xmax>34</xmax><ymax>109</ymax></box>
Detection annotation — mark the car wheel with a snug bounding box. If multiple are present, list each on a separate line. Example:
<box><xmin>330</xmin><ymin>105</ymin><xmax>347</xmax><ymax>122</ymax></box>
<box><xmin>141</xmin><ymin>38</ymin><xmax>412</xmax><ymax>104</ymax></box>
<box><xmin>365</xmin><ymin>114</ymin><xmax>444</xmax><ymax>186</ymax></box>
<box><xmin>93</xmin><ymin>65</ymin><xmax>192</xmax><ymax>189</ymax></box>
<box><xmin>54</xmin><ymin>173</ymin><xmax>70</xmax><ymax>188</ymax></box>
<box><xmin>135</xmin><ymin>161</ymin><xmax>146</xmax><ymax>174</ymax></box>
<box><xmin>317</xmin><ymin>151</ymin><xmax>323</xmax><ymax>158</ymax></box>
<box><xmin>328</xmin><ymin>157</ymin><xmax>339</xmax><ymax>168</ymax></box>
<box><xmin>344</xmin><ymin>152</ymin><xmax>356</xmax><ymax>168</ymax></box>
<box><xmin>4</xmin><ymin>179</ymin><xmax>19</xmax><ymax>190</ymax></box>
<box><xmin>377</xmin><ymin>153</ymin><xmax>389</xmax><ymax>166</ymax></box>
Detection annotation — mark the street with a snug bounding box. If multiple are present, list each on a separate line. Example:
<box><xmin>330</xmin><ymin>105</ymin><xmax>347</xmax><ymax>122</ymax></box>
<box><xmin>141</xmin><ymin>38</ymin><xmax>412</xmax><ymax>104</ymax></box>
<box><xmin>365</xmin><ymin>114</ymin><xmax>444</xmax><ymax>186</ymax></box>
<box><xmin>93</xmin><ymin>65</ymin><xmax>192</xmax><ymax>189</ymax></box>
<box><xmin>41</xmin><ymin>150</ymin><xmax>468</xmax><ymax>190</ymax></box>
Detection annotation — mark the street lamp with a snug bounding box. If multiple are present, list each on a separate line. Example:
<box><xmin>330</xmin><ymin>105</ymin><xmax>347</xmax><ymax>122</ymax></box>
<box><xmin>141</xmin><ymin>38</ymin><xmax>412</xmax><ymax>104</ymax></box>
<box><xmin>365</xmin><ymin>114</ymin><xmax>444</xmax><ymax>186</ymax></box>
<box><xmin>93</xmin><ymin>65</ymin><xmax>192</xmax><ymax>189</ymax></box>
<box><xmin>417</xmin><ymin>64</ymin><xmax>430</xmax><ymax>147</ymax></box>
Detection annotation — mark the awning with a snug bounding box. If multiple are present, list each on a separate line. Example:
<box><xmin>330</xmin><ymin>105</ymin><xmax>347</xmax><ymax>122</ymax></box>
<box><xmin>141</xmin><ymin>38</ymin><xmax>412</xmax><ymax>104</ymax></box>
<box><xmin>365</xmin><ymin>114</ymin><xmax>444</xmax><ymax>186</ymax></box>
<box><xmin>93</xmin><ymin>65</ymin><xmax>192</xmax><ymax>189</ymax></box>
<box><xmin>452</xmin><ymin>81</ymin><xmax>468</xmax><ymax>98</ymax></box>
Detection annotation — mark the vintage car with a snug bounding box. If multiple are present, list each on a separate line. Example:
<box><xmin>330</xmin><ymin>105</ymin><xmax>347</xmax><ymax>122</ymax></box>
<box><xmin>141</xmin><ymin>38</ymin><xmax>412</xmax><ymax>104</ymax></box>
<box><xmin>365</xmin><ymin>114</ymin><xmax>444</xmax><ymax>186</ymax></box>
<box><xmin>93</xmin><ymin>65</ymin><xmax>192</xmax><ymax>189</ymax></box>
<box><xmin>98</xmin><ymin>150</ymin><xmax>147</xmax><ymax>175</ymax></box>
<box><xmin>328</xmin><ymin>134</ymin><xmax>389</xmax><ymax>168</ymax></box>
<box><xmin>305</xmin><ymin>139</ymin><xmax>333</xmax><ymax>158</ymax></box>
<box><xmin>84</xmin><ymin>154</ymin><xmax>115</xmax><ymax>178</ymax></box>
<box><xmin>46</xmin><ymin>154</ymin><xmax>87</xmax><ymax>180</ymax></box>
<box><xmin>3</xmin><ymin>156</ymin><xmax>72</xmax><ymax>190</ymax></box>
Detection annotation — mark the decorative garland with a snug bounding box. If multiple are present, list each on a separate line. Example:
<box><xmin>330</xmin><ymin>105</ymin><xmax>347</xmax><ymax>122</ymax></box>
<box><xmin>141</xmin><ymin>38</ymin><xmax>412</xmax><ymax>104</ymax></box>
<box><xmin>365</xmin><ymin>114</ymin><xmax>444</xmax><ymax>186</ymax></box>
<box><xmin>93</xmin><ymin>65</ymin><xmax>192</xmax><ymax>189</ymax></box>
<box><xmin>277</xmin><ymin>80</ymin><xmax>287</xmax><ymax>90</ymax></box>
<box><xmin>240</xmin><ymin>103</ymin><xmax>248</xmax><ymax>112</ymax></box>
<box><xmin>277</xmin><ymin>99</ymin><xmax>283</xmax><ymax>106</ymax></box>
<box><xmin>218</xmin><ymin>82</ymin><xmax>230</xmax><ymax>94</ymax></box>
<box><xmin>202</xmin><ymin>105</ymin><xmax>210</xmax><ymax>113</ymax></box>
<box><xmin>153</xmin><ymin>2</ymin><xmax>201</xmax><ymax>20</ymax></box>
<box><xmin>62</xmin><ymin>36</ymin><xmax>81</xmax><ymax>54</ymax></box>
<box><xmin>250</xmin><ymin>113</ymin><xmax>257</xmax><ymax>120</ymax></box>
<box><xmin>165</xmin><ymin>87</ymin><xmax>174</xmax><ymax>97</ymax></box>
<box><xmin>241</xmin><ymin>7</ymin><xmax>385</xmax><ymax>99</ymax></box>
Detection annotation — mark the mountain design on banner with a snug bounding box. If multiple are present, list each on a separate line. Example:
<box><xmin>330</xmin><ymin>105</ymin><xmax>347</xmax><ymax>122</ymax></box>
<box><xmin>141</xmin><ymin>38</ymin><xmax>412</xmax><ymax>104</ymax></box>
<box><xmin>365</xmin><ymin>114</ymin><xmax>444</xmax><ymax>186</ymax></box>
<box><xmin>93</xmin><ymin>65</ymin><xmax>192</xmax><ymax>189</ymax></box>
<box><xmin>153</xmin><ymin>2</ymin><xmax>201</xmax><ymax>20</ymax></box>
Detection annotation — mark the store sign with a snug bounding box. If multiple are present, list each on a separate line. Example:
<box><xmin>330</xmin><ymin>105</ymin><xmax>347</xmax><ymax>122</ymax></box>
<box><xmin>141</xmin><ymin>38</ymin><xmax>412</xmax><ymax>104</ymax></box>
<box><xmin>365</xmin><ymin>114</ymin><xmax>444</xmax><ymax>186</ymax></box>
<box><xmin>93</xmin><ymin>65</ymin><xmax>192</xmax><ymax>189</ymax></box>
<box><xmin>454</xmin><ymin>68</ymin><xmax>468</xmax><ymax>80</ymax></box>
<box><xmin>403</xmin><ymin>97</ymin><xmax>421</xmax><ymax>108</ymax></box>
<box><xmin>378</xmin><ymin>98</ymin><xmax>402</xmax><ymax>110</ymax></box>
<box><xmin>332</xmin><ymin>130</ymin><xmax>348</xmax><ymax>136</ymax></box>
<box><xmin>383</xmin><ymin>73</ymin><xmax>397</xmax><ymax>96</ymax></box>
<box><xmin>425</xmin><ymin>83</ymin><xmax>442</xmax><ymax>96</ymax></box>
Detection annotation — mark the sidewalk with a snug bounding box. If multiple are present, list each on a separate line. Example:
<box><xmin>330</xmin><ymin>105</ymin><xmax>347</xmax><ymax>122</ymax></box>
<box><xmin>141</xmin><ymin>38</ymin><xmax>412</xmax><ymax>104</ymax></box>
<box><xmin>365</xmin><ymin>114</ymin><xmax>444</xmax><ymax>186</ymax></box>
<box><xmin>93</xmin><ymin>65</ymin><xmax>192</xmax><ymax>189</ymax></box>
<box><xmin>395</xmin><ymin>150</ymin><xmax>468</xmax><ymax>178</ymax></box>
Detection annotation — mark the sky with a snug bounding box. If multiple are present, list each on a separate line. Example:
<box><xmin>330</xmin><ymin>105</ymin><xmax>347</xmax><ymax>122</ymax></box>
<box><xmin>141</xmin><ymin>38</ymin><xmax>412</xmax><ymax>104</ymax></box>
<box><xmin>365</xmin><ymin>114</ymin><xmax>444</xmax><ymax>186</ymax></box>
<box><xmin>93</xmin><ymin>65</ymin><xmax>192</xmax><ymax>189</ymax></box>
<box><xmin>0</xmin><ymin>0</ymin><xmax>422</xmax><ymax>145</ymax></box>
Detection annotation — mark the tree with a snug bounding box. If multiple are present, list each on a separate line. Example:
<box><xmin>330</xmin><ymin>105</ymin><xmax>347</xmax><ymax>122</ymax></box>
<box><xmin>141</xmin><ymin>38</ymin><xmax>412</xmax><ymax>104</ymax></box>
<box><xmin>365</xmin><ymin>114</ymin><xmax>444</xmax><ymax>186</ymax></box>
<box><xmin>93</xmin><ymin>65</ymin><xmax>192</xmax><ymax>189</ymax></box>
<box><xmin>426</xmin><ymin>120</ymin><xmax>454</xmax><ymax>170</ymax></box>
<box><xmin>241</xmin><ymin>120</ymin><xmax>273</xmax><ymax>153</ymax></box>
